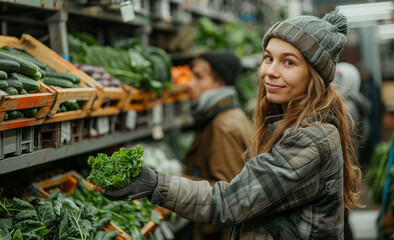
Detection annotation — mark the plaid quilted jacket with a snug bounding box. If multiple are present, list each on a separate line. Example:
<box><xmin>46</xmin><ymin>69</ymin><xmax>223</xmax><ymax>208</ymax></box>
<box><xmin>153</xmin><ymin>114</ymin><xmax>344</xmax><ymax>239</ymax></box>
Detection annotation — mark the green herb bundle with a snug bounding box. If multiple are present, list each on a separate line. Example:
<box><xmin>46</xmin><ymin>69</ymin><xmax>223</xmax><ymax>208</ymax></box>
<box><xmin>87</xmin><ymin>145</ymin><xmax>144</xmax><ymax>190</ymax></box>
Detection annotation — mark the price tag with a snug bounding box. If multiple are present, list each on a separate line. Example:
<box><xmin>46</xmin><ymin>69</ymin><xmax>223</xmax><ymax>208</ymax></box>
<box><xmin>152</xmin><ymin>104</ymin><xmax>163</xmax><ymax>125</ymax></box>
<box><xmin>133</xmin><ymin>0</ymin><xmax>142</xmax><ymax>11</ymax></box>
<box><xmin>152</xmin><ymin>125</ymin><xmax>164</xmax><ymax>140</ymax></box>
<box><xmin>61</xmin><ymin>121</ymin><xmax>71</xmax><ymax>143</ymax></box>
<box><xmin>126</xmin><ymin>110</ymin><xmax>137</xmax><ymax>130</ymax></box>
<box><xmin>96</xmin><ymin>116</ymin><xmax>110</xmax><ymax>135</ymax></box>
<box><xmin>120</xmin><ymin>0</ymin><xmax>135</xmax><ymax>22</ymax></box>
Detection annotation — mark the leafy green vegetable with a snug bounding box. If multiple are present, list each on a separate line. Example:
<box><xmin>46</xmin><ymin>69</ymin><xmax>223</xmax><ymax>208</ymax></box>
<box><xmin>72</xmin><ymin>179</ymin><xmax>159</xmax><ymax>239</ymax></box>
<box><xmin>87</xmin><ymin>145</ymin><xmax>144</xmax><ymax>190</ymax></box>
<box><xmin>0</xmin><ymin>189</ymin><xmax>117</xmax><ymax>240</ymax></box>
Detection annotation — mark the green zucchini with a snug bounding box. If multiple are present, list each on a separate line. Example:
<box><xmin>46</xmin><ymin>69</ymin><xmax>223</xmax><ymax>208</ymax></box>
<box><xmin>38</xmin><ymin>68</ymin><xmax>46</xmax><ymax>78</ymax></box>
<box><xmin>72</xmin><ymin>83</ymin><xmax>79</xmax><ymax>88</ymax></box>
<box><xmin>6</xmin><ymin>79</ymin><xmax>23</xmax><ymax>92</ymax></box>
<box><xmin>45</xmin><ymin>71</ymin><xmax>81</xmax><ymax>83</ymax></box>
<box><xmin>0</xmin><ymin>80</ymin><xmax>8</xmax><ymax>90</ymax></box>
<box><xmin>0</xmin><ymin>59</ymin><xmax>20</xmax><ymax>73</ymax></box>
<box><xmin>19</xmin><ymin>89</ymin><xmax>29</xmax><ymax>95</ymax></box>
<box><xmin>0</xmin><ymin>70</ymin><xmax>7</xmax><ymax>80</ymax></box>
<box><xmin>23</xmin><ymin>108</ymin><xmax>37</xmax><ymax>117</ymax></box>
<box><xmin>0</xmin><ymin>51</ymin><xmax>39</xmax><ymax>76</ymax></box>
<box><xmin>8</xmin><ymin>110</ymin><xmax>24</xmax><ymax>119</ymax></box>
<box><xmin>64</xmin><ymin>101</ymin><xmax>80</xmax><ymax>111</ymax></box>
<box><xmin>61</xmin><ymin>104</ymin><xmax>67</xmax><ymax>112</ymax></box>
<box><xmin>42</xmin><ymin>77</ymin><xmax>74</xmax><ymax>88</ymax></box>
<box><xmin>15</xmin><ymin>73</ymin><xmax>40</xmax><ymax>91</ymax></box>
<box><xmin>1</xmin><ymin>46</ymin><xmax>47</xmax><ymax>69</ymax></box>
<box><xmin>4</xmin><ymin>86</ymin><xmax>18</xmax><ymax>95</ymax></box>
<box><xmin>4</xmin><ymin>112</ymin><xmax>8</xmax><ymax>120</ymax></box>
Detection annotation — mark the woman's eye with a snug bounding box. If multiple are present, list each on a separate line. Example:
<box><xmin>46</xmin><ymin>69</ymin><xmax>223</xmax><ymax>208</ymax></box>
<box><xmin>284</xmin><ymin>60</ymin><xmax>294</xmax><ymax>66</ymax></box>
<box><xmin>264</xmin><ymin>56</ymin><xmax>273</xmax><ymax>62</ymax></box>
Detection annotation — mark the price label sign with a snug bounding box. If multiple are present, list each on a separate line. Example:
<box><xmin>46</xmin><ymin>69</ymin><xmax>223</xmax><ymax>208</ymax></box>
<box><xmin>126</xmin><ymin>110</ymin><xmax>137</xmax><ymax>130</ymax></box>
<box><xmin>120</xmin><ymin>0</ymin><xmax>135</xmax><ymax>22</ymax></box>
<box><xmin>152</xmin><ymin>104</ymin><xmax>163</xmax><ymax>125</ymax></box>
<box><xmin>97</xmin><ymin>116</ymin><xmax>110</xmax><ymax>135</ymax></box>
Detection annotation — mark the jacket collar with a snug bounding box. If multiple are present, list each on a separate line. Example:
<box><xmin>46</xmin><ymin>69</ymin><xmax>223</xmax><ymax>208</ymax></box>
<box><xmin>264</xmin><ymin>113</ymin><xmax>340</xmax><ymax>136</ymax></box>
<box><xmin>265</xmin><ymin>114</ymin><xmax>284</xmax><ymax>136</ymax></box>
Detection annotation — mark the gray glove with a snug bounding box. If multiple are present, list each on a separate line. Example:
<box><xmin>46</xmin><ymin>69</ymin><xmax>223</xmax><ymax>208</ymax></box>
<box><xmin>101</xmin><ymin>164</ymin><xmax>158</xmax><ymax>201</ymax></box>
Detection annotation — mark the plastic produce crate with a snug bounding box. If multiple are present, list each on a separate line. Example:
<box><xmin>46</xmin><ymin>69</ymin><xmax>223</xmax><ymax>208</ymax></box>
<box><xmin>0</xmin><ymin>126</ymin><xmax>34</xmax><ymax>159</ymax></box>
<box><xmin>20</xmin><ymin>34</ymin><xmax>97</xmax><ymax>123</ymax></box>
<box><xmin>0</xmin><ymin>36</ymin><xmax>56</xmax><ymax>131</ymax></box>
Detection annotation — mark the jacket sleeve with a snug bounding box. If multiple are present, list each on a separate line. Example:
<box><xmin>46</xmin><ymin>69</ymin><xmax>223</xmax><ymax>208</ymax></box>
<box><xmin>153</xmin><ymin>128</ymin><xmax>328</xmax><ymax>226</ymax></box>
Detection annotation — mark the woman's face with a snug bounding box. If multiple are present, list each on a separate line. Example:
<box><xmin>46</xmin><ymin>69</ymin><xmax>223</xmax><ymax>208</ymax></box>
<box><xmin>259</xmin><ymin>37</ymin><xmax>311</xmax><ymax>110</ymax></box>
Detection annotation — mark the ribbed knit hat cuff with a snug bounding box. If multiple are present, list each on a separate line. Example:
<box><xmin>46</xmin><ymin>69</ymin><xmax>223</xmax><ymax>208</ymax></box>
<box><xmin>263</xmin><ymin>21</ymin><xmax>336</xmax><ymax>85</ymax></box>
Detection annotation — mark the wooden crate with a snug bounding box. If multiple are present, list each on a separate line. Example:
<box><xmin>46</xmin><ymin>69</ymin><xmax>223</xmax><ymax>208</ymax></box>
<box><xmin>0</xmin><ymin>36</ymin><xmax>56</xmax><ymax>131</ymax></box>
<box><xmin>19</xmin><ymin>34</ymin><xmax>97</xmax><ymax>123</ymax></box>
<box><xmin>122</xmin><ymin>85</ymin><xmax>163</xmax><ymax>112</ymax></box>
<box><xmin>163</xmin><ymin>84</ymin><xmax>189</xmax><ymax>104</ymax></box>
<box><xmin>73</xmin><ymin>63</ymin><xmax>128</xmax><ymax>117</ymax></box>
<box><xmin>140</xmin><ymin>206</ymin><xmax>172</xmax><ymax>236</ymax></box>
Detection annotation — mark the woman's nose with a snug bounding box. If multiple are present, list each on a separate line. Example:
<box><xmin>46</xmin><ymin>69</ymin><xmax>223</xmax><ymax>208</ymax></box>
<box><xmin>266</xmin><ymin>63</ymin><xmax>280</xmax><ymax>78</ymax></box>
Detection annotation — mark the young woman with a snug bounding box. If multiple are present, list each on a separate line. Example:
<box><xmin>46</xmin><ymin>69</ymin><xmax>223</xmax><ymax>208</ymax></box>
<box><xmin>96</xmin><ymin>10</ymin><xmax>362</xmax><ymax>239</ymax></box>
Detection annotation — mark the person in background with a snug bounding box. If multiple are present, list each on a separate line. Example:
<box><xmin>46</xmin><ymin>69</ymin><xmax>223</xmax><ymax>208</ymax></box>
<box><xmin>334</xmin><ymin>62</ymin><xmax>371</xmax><ymax>240</ymax></box>
<box><xmin>183</xmin><ymin>50</ymin><xmax>253</xmax><ymax>240</ymax></box>
<box><xmin>334</xmin><ymin>62</ymin><xmax>371</xmax><ymax>172</ymax></box>
<box><xmin>95</xmin><ymin>10</ymin><xmax>362</xmax><ymax>239</ymax></box>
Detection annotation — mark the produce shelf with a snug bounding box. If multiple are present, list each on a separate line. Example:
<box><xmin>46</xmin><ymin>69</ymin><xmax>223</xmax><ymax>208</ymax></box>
<box><xmin>0</xmin><ymin>119</ymin><xmax>188</xmax><ymax>175</ymax></box>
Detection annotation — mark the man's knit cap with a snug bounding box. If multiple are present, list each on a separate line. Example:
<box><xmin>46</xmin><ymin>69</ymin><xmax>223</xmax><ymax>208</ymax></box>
<box><xmin>263</xmin><ymin>10</ymin><xmax>349</xmax><ymax>86</ymax></box>
<box><xmin>198</xmin><ymin>50</ymin><xmax>242</xmax><ymax>86</ymax></box>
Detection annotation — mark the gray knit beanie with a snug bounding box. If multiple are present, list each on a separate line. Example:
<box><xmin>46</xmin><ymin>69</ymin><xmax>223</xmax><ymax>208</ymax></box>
<box><xmin>262</xmin><ymin>10</ymin><xmax>349</xmax><ymax>86</ymax></box>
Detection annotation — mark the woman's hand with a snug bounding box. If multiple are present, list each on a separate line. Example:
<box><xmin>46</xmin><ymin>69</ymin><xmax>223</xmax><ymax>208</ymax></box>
<box><xmin>93</xmin><ymin>164</ymin><xmax>158</xmax><ymax>201</ymax></box>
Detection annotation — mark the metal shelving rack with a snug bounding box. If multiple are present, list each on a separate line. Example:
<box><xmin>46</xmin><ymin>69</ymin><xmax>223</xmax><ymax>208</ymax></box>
<box><xmin>0</xmin><ymin>0</ymin><xmax>274</xmax><ymax>175</ymax></box>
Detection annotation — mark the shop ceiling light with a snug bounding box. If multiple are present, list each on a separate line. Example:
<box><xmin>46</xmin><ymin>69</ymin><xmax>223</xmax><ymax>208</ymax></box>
<box><xmin>336</xmin><ymin>1</ymin><xmax>393</xmax><ymax>23</ymax></box>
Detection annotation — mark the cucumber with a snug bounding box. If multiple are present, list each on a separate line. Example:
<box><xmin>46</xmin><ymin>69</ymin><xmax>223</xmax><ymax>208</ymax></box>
<box><xmin>23</xmin><ymin>108</ymin><xmax>37</xmax><ymax>117</ymax></box>
<box><xmin>45</xmin><ymin>72</ymin><xmax>81</xmax><ymax>83</ymax></box>
<box><xmin>4</xmin><ymin>112</ymin><xmax>8</xmax><ymax>120</ymax></box>
<box><xmin>0</xmin><ymin>59</ymin><xmax>20</xmax><ymax>73</ymax></box>
<box><xmin>1</xmin><ymin>46</ymin><xmax>47</xmax><ymax>69</ymax></box>
<box><xmin>61</xmin><ymin>104</ymin><xmax>67</xmax><ymax>112</ymax></box>
<box><xmin>0</xmin><ymin>70</ymin><xmax>7</xmax><ymax>80</ymax></box>
<box><xmin>0</xmin><ymin>80</ymin><xmax>8</xmax><ymax>90</ymax></box>
<box><xmin>19</xmin><ymin>89</ymin><xmax>29</xmax><ymax>95</ymax></box>
<box><xmin>8</xmin><ymin>110</ymin><xmax>24</xmax><ymax>119</ymax></box>
<box><xmin>38</xmin><ymin>68</ymin><xmax>46</xmax><ymax>78</ymax></box>
<box><xmin>42</xmin><ymin>77</ymin><xmax>74</xmax><ymax>88</ymax></box>
<box><xmin>15</xmin><ymin>73</ymin><xmax>40</xmax><ymax>91</ymax></box>
<box><xmin>0</xmin><ymin>51</ymin><xmax>39</xmax><ymax>76</ymax></box>
<box><xmin>4</xmin><ymin>86</ymin><xmax>18</xmax><ymax>95</ymax></box>
<box><xmin>30</xmin><ymin>70</ymin><xmax>42</xmax><ymax>80</ymax></box>
<box><xmin>72</xmin><ymin>83</ymin><xmax>79</xmax><ymax>88</ymax></box>
<box><xmin>6</xmin><ymin>79</ymin><xmax>23</xmax><ymax>92</ymax></box>
<box><xmin>64</xmin><ymin>101</ymin><xmax>80</xmax><ymax>111</ymax></box>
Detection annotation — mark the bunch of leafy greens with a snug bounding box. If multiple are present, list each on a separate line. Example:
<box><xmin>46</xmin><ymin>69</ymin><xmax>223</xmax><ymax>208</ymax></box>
<box><xmin>0</xmin><ymin>188</ymin><xmax>117</xmax><ymax>240</ymax></box>
<box><xmin>72</xmin><ymin>179</ymin><xmax>160</xmax><ymax>240</ymax></box>
<box><xmin>87</xmin><ymin>145</ymin><xmax>144</xmax><ymax>190</ymax></box>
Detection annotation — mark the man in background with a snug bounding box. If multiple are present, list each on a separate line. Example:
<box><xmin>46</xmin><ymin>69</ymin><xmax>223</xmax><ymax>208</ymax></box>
<box><xmin>183</xmin><ymin>50</ymin><xmax>253</xmax><ymax>240</ymax></box>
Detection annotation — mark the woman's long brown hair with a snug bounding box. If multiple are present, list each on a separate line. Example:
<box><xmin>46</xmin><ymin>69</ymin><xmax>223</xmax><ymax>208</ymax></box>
<box><xmin>251</xmin><ymin>63</ymin><xmax>362</xmax><ymax>210</ymax></box>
